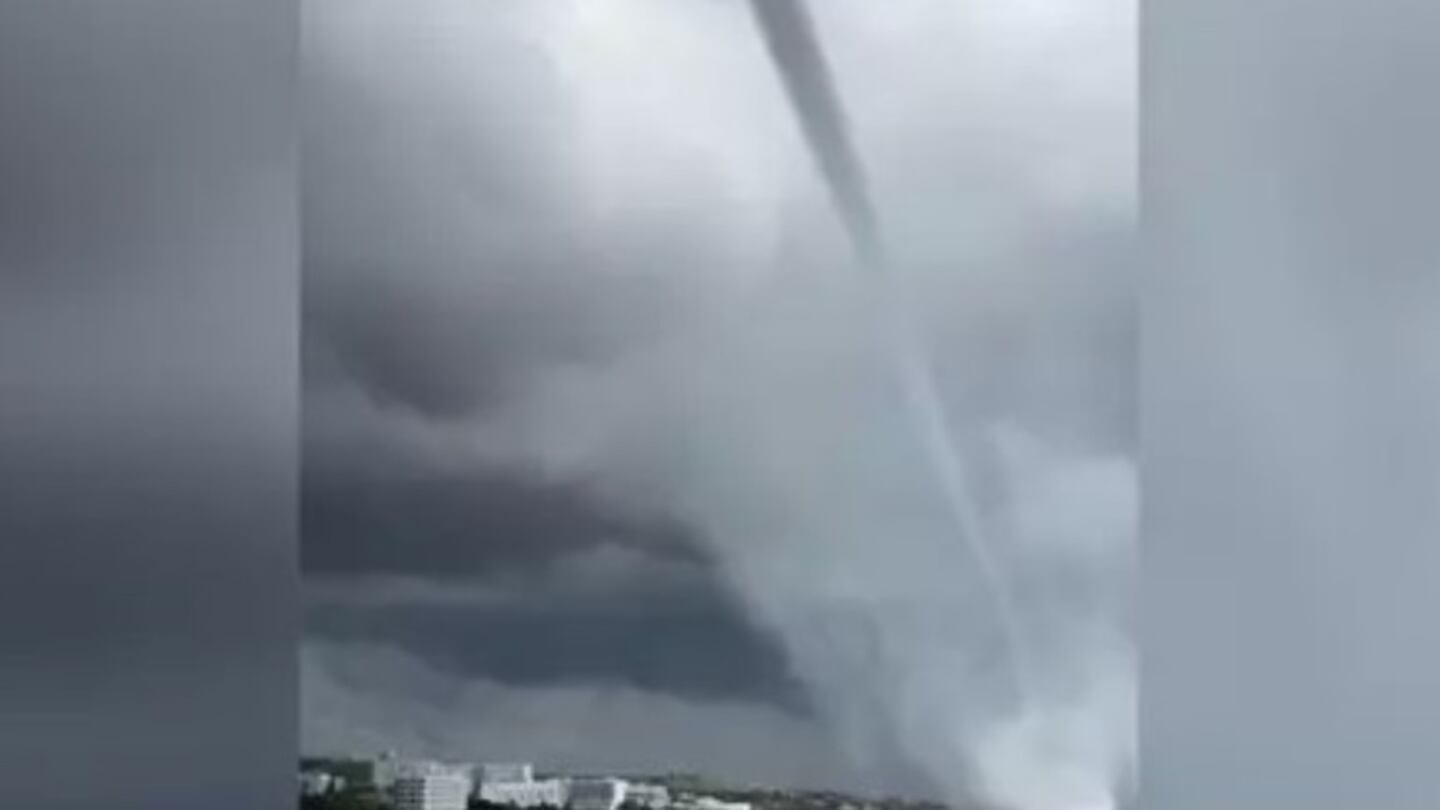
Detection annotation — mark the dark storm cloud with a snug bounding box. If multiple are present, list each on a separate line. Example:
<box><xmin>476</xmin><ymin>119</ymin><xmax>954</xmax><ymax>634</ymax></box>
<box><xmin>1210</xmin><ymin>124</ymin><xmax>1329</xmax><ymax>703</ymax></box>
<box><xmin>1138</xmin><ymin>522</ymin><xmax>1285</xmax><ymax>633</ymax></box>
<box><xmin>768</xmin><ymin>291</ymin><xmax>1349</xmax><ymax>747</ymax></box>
<box><xmin>300</xmin><ymin>2</ymin><xmax>731</xmax><ymax>421</ymax></box>
<box><xmin>305</xmin><ymin>584</ymin><xmax>808</xmax><ymax>712</ymax></box>
<box><xmin>301</xmin><ymin>460</ymin><xmax>706</xmax><ymax>579</ymax></box>
<box><xmin>300</xmin><ymin>376</ymin><xmax>786</xmax><ymax>709</ymax></box>
<box><xmin>302</xmin><ymin>252</ymin><xmax>688</xmax><ymax>420</ymax></box>
<box><xmin>297</xmin><ymin>0</ymin><xmax>798</xmax><ymax>726</ymax></box>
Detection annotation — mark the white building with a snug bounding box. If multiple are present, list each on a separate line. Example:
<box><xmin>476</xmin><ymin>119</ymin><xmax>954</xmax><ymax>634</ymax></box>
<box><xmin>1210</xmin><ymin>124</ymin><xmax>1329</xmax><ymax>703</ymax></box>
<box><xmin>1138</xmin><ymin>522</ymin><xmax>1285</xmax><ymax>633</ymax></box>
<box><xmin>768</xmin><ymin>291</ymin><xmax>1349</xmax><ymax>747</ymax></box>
<box><xmin>624</xmin><ymin>784</ymin><xmax>671</xmax><ymax>809</ymax></box>
<box><xmin>568</xmin><ymin>778</ymin><xmax>629</xmax><ymax>810</ymax></box>
<box><xmin>475</xmin><ymin>760</ymin><xmax>566</xmax><ymax>808</ymax></box>
<box><xmin>685</xmin><ymin>798</ymin><xmax>750</xmax><ymax>810</ymax></box>
<box><xmin>394</xmin><ymin>765</ymin><xmax>473</xmax><ymax>810</ymax></box>
<box><xmin>372</xmin><ymin>751</ymin><xmax>406</xmax><ymax>789</ymax></box>
<box><xmin>300</xmin><ymin>772</ymin><xmax>338</xmax><ymax>796</ymax></box>
<box><xmin>481</xmin><ymin>777</ymin><xmax>569</xmax><ymax>807</ymax></box>
<box><xmin>480</xmin><ymin>763</ymin><xmax>535</xmax><ymax>784</ymax></box>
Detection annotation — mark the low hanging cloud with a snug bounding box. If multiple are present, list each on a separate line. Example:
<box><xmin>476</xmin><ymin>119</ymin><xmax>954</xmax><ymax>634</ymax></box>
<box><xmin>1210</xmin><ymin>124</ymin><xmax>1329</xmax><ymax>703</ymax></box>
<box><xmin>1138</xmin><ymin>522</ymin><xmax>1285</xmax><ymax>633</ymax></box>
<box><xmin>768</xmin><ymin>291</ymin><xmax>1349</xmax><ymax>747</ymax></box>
<box><xmin>305</xmin><ymin>545</ymin><xmax>808</xmax><ymax>712</ymax></box>
<box><xmin>303</xmin><ymin>642</ymin><xmax>909</xmax><ymax>794</ymax></box>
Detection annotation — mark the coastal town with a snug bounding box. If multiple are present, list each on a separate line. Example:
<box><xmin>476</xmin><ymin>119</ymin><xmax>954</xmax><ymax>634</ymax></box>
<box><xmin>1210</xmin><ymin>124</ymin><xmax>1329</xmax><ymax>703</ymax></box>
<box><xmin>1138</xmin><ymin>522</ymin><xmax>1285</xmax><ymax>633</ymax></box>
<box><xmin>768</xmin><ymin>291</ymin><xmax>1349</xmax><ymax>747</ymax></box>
<box><xmin>299</xmin><ymin>755</ymin><xmax>952</xmax><ymax>810</ymax></box>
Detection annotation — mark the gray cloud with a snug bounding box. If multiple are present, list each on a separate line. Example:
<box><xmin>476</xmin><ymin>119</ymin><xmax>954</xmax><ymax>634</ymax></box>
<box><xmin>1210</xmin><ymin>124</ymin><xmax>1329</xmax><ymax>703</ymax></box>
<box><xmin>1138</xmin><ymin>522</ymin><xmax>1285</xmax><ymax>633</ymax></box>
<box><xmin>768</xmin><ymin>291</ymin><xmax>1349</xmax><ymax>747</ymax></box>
<box><xmin>302</xmin><ymin>459</ymin><xmax>705</xmax><ymax>579</ymax></box>
<box><xmin>304</xmin><ymin>580</ymin><xmax>807</xmax><ymax>711</ymax></box>
<box><xmin>302</xmin><ymin>642</ymin><xmax>925</xmax><ymax>796</ymax></box>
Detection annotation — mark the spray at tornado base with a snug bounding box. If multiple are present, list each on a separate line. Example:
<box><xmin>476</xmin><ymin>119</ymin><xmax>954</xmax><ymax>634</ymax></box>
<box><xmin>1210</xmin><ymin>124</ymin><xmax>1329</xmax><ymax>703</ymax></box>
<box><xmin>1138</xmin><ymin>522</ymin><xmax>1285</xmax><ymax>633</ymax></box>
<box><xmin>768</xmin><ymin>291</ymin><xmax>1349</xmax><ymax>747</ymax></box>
<box><xmin>746</xmin><ymin>3</ymin><xmax>1123</xmax><ymax>810</ymax></box>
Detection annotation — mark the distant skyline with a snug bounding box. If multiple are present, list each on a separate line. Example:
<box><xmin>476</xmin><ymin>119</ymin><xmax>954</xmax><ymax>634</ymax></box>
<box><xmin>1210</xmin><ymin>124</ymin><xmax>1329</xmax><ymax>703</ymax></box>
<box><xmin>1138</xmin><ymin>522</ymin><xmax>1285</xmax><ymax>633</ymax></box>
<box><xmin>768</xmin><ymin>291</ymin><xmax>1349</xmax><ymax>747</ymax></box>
<box><xmin>298</xmin><ymin>751</ymin><xmax>949</xmax><ymax>803</ymax></box>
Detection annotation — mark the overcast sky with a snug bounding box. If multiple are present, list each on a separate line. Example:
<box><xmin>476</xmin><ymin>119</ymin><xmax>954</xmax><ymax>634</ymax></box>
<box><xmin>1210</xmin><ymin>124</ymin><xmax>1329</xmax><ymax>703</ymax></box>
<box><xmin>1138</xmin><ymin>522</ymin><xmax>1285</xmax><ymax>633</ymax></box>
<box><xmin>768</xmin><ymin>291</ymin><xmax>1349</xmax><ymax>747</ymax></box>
<box><xmin>300</xmin><ymin>1</ymin><xmax>1134</xmax><ymax>805</ymax></box>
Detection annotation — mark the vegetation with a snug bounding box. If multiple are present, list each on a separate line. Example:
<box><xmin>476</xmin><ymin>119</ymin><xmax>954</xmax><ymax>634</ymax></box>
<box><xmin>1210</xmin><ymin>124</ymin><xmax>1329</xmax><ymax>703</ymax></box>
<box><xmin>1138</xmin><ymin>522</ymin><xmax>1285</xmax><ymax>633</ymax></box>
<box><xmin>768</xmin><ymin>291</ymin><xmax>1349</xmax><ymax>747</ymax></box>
<box><xmin>299</xmin><ymin>787</ymin><xmax>387</xmax><ymax>810</ymax></box>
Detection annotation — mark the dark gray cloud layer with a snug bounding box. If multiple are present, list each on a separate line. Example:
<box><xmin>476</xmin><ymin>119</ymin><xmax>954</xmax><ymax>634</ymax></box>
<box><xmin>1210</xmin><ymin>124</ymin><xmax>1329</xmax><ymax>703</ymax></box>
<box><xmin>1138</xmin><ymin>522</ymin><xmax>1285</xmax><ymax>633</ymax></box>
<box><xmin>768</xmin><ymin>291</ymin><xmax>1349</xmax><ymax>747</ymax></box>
<box><xmin>298</xmin><ymin>2</ymin><xmax>803</xmax><ymax>750</ymax></box>
<box><xmin>300</xmin><ymin>414</ymin><xmax>800</xmax><ymax>711</ymax></box>
<box><xmin>306</xmin><ymin>594</ymin><xmax>807</xmax><ymax>711</ymax></box>
<box><xmin>304</xmin><ymin>257</ymin><xmax>685</xmax><ymax>420</ymax></box>
<box><xmin>302</xmin><ymin>463</ymin><xmax>704</xmax><ymax>578</ymax></box>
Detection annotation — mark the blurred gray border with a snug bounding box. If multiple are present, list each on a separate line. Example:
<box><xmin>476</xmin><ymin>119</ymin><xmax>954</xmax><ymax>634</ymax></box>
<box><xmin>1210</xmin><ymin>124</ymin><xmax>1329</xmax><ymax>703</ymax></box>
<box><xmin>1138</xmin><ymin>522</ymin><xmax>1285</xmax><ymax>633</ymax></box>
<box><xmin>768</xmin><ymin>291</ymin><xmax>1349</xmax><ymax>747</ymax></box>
<box><xmin>1143</xmin><ymin>0</ymin><xmax>1440</xmax><ymax>807</ymax></box>
<box><xmin>0</xmin><ymin>1</ymin><xmax>297</xmax><ymax>809</ymax></box>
